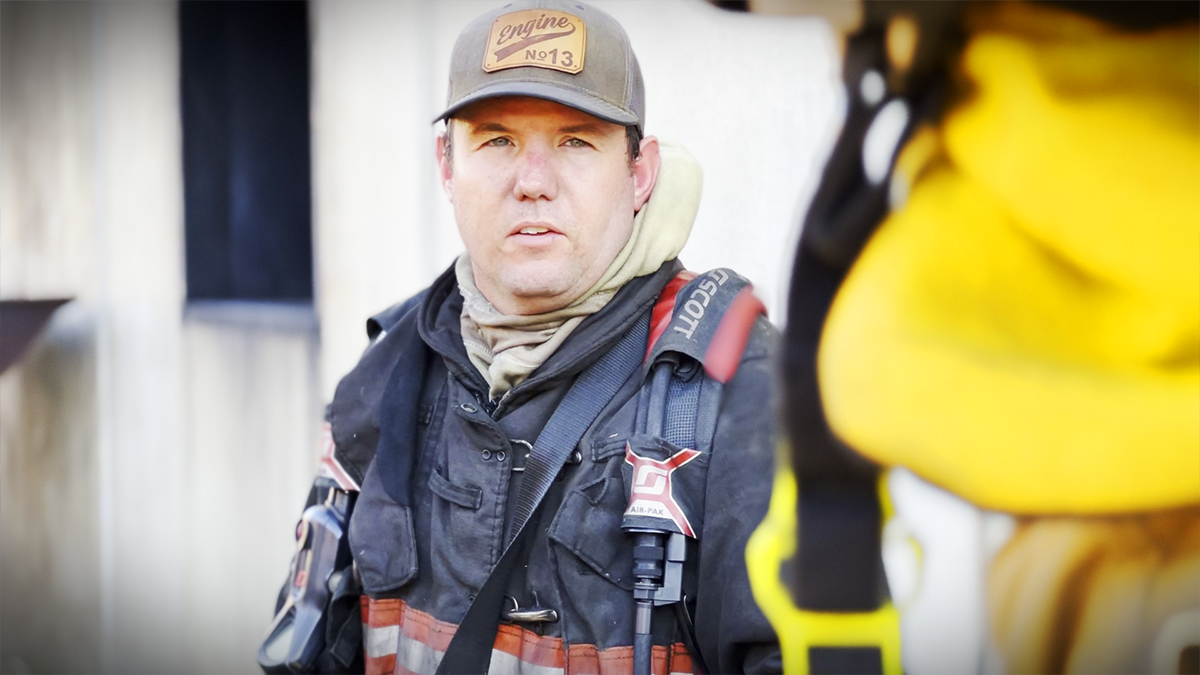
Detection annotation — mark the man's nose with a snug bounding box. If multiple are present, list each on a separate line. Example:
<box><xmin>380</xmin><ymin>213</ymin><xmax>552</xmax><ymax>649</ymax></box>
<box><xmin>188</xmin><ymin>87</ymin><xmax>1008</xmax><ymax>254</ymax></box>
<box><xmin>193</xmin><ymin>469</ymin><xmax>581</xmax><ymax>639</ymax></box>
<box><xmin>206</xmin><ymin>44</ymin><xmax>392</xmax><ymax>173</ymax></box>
<box><xmin>512</xmin><ymin>142</ymin><xmax>557</xmax><ymax>201</ymax></box>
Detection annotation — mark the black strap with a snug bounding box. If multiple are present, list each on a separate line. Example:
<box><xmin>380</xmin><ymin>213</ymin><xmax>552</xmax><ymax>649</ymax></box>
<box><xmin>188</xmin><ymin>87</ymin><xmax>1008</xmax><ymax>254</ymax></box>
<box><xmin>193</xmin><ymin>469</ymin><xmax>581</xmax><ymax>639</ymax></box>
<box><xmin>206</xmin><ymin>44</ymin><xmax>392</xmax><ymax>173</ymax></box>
<box><xmin>673</xmin><ymin>600</ymin><xmax>709</xmax><ymax>675</ymax></box>
<box><xmin>436</xmin><ymin>313</ymin><xmax>651</xmax><ymax>675</ymax></box>
<box><xmin>662</xmin><ymin>374</ymin><xmax>713</xmax><ymax>675</ymax></box>
<box><xmin>780</xmin><ymin>12</ymin><xmax>954</xmax><ymax>673</ymax></box>
<box><xmin>782</xmin><ymin>26</ymin><xmax>907</xmax><ymax>615</ymax></box>
<box><xmin>509</xmin><ymin>312</ymin><xmax>648</xmax><ymax>538</ymax></box>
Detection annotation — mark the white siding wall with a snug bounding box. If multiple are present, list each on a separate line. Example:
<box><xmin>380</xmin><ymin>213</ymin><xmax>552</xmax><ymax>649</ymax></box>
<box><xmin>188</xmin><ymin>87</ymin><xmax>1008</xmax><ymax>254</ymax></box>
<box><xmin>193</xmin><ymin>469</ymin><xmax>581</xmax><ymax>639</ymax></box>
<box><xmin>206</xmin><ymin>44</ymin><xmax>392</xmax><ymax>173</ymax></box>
<box><xmin>2</xmin><ymin>3</ymin><xmax>318</xmax><ymax>673</ymax></box>
<box><xmin>2</xmin><ymin>3</ymin><xmax>104</xmax><ymax>670</ymax></box>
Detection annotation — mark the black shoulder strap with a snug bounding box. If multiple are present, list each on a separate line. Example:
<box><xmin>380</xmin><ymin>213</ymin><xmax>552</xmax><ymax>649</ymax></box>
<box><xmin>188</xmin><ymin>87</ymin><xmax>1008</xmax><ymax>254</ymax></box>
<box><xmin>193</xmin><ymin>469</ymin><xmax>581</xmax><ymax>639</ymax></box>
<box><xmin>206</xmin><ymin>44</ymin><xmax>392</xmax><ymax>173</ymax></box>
<box><xmin>508</xmin><ymin>311</ymin><xmax>649</xmax><ymax>538</ymax></box>
<box><xmin>436</xmin><ymin>312</ymin><xmax>651</xmax><ymax>675</ymax></box>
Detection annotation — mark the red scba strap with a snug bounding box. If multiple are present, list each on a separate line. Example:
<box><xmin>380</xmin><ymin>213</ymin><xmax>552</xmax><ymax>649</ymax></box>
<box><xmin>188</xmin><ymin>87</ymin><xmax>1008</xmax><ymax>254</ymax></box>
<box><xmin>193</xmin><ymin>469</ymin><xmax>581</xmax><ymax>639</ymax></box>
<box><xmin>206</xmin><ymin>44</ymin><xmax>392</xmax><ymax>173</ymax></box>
<box><xmin>647</xmin><ymin>270</ymin><xmax>766</xmax><ymax>383</ymax></box>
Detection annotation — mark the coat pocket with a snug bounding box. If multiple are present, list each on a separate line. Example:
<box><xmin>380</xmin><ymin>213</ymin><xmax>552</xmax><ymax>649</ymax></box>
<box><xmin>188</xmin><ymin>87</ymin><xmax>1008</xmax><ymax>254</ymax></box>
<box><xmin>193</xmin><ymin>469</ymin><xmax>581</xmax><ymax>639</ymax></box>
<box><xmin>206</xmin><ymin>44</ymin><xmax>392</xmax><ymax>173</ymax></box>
<box><xmin>350</xmin><ymin>461</ymin><xmax>419</xmax><ymax>595</ymax></box>
<box><xmin>549</xmin><ymin>433</ymin><xmax>714</xmax><ymax>594</ymax></box>
<box><xmin>428</xmin><ymin>468</ymin><xmax>483</xmax><ymax>510</ymax></box>
<box><xmin>548</xmin><ymin>469</ymin><xmax>636</xmax><ymax>591</ymax></box>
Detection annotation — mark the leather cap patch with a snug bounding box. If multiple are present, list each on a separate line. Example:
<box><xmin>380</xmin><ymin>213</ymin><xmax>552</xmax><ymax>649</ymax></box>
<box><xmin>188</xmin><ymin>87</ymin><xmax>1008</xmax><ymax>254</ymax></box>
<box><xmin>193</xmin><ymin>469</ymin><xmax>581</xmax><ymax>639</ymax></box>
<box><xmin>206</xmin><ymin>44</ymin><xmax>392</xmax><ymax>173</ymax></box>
<box><xmin>483</xmin><ymin>9</ymin><xmax>586</xmax><ymax>74</ymax></box>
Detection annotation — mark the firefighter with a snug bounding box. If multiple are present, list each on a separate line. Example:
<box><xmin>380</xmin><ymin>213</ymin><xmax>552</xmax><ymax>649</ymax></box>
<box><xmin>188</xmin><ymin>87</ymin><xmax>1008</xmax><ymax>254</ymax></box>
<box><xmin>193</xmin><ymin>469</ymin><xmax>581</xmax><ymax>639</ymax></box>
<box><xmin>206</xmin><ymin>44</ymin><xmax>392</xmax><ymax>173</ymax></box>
<box><xmin>262</xmin><ymin>1</ymin><xmax>782</xmax><ymax>673</ymax></box>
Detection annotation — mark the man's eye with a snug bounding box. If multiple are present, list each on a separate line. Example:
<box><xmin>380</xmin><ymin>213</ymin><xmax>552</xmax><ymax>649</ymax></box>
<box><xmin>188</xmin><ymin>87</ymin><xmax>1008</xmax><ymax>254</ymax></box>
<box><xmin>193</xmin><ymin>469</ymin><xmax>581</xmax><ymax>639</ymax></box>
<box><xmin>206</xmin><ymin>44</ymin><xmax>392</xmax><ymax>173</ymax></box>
<box><xmin>563</xmin><ymin>138</ymin><xmax>592</xmax><ymax>148</ymax></box>
<box><xmin>484</xmin><ymin>137</ymin><xmax>513</xmax><ymax>147</ymax></box>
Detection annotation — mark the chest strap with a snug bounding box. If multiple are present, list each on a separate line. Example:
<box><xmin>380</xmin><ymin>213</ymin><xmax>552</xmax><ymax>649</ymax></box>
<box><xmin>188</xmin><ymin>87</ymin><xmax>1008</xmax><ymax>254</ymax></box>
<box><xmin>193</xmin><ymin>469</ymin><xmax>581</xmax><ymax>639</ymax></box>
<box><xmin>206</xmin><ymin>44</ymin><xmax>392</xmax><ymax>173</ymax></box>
<box><xmin>436</xmin><ymin>312</ymin><xmax>651</xmax><ymax>675</ymax></box>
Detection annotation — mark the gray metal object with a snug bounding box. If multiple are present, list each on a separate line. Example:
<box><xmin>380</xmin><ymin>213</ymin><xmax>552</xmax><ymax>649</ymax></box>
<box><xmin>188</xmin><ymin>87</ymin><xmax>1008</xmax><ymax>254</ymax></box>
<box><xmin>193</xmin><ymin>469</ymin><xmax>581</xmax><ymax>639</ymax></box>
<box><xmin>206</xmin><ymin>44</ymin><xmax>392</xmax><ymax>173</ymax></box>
<box><xmin>258</xmin><ymin>487</ymin><xmax>352</xmax><ymax>673</ymax></box>
<box><xmin>0</xmin><ymin>299</ymin><xmax>72</xmax><ymax>374</ymax></box>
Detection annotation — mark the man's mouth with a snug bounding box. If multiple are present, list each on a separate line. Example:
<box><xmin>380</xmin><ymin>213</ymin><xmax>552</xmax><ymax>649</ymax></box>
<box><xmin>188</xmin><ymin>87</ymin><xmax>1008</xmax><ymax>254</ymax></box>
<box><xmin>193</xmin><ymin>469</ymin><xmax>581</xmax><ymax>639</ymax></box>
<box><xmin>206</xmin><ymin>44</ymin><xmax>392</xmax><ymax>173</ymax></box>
<box><xmin>510</xmin><ymin>222</ymin><xmax>561</xmax><ymax>238</ymax></box>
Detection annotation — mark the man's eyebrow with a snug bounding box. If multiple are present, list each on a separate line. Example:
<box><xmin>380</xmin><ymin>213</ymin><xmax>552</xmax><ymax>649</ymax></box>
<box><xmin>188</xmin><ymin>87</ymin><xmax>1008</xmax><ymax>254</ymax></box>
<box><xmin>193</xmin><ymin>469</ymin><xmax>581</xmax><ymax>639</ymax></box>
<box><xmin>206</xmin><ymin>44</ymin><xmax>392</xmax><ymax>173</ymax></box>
<box><xmin>468</xmin><ymin>122</ymin><xmax>511</xmax><ymax>134</ymax></box>
<box><xmin>559</xmin><ymin>123</ymin><xmax>608</xmax><ymax>135</ymax></box>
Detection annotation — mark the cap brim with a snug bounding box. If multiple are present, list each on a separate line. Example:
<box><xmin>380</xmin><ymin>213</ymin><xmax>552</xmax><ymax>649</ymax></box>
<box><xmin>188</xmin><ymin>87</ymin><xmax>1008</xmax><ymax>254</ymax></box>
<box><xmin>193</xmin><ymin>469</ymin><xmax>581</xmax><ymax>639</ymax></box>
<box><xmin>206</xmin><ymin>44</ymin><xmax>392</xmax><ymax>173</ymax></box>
<box><xmin>435</xmin><ymin>81</ymin><xmax>639</xmax><ymax>129</ymax></box>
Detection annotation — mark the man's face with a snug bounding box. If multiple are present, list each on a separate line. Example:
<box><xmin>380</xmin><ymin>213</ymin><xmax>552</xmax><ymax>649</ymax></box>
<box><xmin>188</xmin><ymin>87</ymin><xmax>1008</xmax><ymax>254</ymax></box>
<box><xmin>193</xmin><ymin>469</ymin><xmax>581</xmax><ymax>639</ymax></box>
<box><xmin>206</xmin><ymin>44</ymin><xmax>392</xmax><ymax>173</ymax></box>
<box><xmin>437</xmin><ymin>96</ymin><xmax>659</xmax><ymax>316</ymax></box>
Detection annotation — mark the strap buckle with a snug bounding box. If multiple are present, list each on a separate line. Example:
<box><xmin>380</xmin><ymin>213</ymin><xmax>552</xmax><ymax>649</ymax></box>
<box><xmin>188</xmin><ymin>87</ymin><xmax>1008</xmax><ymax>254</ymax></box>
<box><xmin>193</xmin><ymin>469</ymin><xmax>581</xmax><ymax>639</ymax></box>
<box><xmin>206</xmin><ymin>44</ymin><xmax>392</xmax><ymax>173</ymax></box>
<box><xmin>510</xmin><ymin>439</ymin><xmax>581</xmax><ymax>473</ymax></box>
<box><xmin>501</xmin><ymin>593</ymin><xmax>559</xmax><ymax>624</ymax></box>
<box><xmin>787</xmin><ymin>604</ymin><xmax>903</xmax><ymax>675</ymax></box>
<box><xmin>509</xmin><ymin>440</ymin><xmax>532</xmax><ymax>473</ymax></box>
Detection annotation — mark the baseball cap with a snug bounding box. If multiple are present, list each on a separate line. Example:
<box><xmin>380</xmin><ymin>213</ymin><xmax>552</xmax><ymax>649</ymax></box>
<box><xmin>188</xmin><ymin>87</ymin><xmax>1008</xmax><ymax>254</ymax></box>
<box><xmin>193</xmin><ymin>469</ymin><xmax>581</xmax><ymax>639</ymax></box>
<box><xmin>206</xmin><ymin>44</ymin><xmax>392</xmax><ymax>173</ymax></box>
<box><xmin>436</xmin><ymin>0</ymin><xmax>645</xmax><ymax>132</ymax></box>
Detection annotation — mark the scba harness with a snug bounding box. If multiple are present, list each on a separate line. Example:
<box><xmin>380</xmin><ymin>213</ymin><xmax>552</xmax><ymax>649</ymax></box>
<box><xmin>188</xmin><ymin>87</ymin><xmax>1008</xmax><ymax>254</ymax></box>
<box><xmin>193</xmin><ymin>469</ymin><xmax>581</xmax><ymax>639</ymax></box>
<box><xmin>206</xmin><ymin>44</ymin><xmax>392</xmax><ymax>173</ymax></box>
<box><xmin>621</xmin><ymin>269</ymin><xmax>766</xmax><ymax>675</ymax></box>
<box><xmin>260</xmin><ymin>268</ymin><xmax>765</xmax><ymax>675</ymax></box>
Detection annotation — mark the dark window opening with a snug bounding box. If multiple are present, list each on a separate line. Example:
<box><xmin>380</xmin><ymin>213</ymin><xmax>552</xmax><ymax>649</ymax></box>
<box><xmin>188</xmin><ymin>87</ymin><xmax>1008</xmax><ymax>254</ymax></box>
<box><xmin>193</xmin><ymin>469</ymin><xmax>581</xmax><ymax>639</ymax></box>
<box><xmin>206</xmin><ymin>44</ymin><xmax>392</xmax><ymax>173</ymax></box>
<box><xmin>180</xmin><ymin>1</ymin><xmax>312</xmax><ymax>301</ymax></box>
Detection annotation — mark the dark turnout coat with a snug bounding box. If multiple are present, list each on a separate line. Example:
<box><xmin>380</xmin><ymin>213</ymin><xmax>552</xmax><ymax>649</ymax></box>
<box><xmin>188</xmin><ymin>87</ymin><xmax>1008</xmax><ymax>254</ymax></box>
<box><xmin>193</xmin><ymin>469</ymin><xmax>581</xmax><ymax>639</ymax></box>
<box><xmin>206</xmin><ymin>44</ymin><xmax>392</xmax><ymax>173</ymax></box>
<box><xmin>331</xmin><ymin>260</ymin><xmax>781</xmax><ymax>674</ymax></box>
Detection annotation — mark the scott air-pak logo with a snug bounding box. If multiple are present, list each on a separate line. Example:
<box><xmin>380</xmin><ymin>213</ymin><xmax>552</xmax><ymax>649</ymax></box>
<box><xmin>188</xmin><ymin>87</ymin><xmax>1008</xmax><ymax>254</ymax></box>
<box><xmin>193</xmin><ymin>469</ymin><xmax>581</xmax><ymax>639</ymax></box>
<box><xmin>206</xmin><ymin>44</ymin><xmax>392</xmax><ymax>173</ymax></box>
<box><xmin>623</xmin><ymin>443</ymin><xmax>701</xmax><ymax>537</ymax></box>
<box><xmin>483</xmin><ymin>9</ymin><xmax>586</xmax><ymax>74</ymax></box>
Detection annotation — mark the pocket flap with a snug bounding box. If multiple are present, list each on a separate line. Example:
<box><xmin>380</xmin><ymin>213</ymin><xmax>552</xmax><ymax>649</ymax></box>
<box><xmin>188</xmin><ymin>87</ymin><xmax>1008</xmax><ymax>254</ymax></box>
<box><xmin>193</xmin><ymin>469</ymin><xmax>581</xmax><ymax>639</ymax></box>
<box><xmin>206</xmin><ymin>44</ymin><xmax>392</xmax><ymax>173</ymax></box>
<box><xmin>548</xmin><ymin>475</ymin><xmax>634</xmax><ymax>591</ymax></box>
<box><xmin>349</xmin><ymin>496</ymin><xmax>419</xmax><ymax>595</ymax></box>
<box><xmin>428</xmin><ymin>468</ymin><xmax>483</xmax><ymax>510</ymax></box>
<box><xmin>350</xmin><ymin>461</ymin><xmax>419</xmax><ymax>595</ymax></box>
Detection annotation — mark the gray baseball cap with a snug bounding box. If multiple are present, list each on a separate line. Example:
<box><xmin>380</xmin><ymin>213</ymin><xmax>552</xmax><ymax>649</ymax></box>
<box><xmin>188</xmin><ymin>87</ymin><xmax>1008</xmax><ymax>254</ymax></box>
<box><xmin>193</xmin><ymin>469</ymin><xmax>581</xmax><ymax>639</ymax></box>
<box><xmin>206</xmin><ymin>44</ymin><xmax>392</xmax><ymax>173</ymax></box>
<box><xmin>436</xmin><ymin>0</ymin><xmax>645</xmax><ymax>132</ymax></box>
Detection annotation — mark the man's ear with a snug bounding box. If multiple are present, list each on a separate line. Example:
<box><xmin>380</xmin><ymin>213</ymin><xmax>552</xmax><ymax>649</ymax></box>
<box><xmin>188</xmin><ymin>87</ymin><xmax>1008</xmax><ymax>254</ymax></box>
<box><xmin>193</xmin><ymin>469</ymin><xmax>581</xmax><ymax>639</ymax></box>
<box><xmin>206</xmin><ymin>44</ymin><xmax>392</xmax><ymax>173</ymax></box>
<box><xmin>436</xmin><ymin>129</ymin><xmax>453</xmax><ymax>201</ymax></box>
<box><xmin>632</xmin><ymin>136</ymin><xmax>661</xmax><ymax>213</ymax></box>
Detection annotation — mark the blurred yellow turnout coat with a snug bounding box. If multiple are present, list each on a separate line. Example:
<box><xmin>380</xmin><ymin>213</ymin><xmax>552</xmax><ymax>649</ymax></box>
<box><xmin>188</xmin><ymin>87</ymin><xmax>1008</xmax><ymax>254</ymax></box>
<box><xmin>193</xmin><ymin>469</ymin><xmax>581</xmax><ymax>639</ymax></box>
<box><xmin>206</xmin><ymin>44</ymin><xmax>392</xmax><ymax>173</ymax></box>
<box><xmin>752</xmin><ymin>3</ymin><xmax>1199</xmax><ymax>673</ymax></box>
